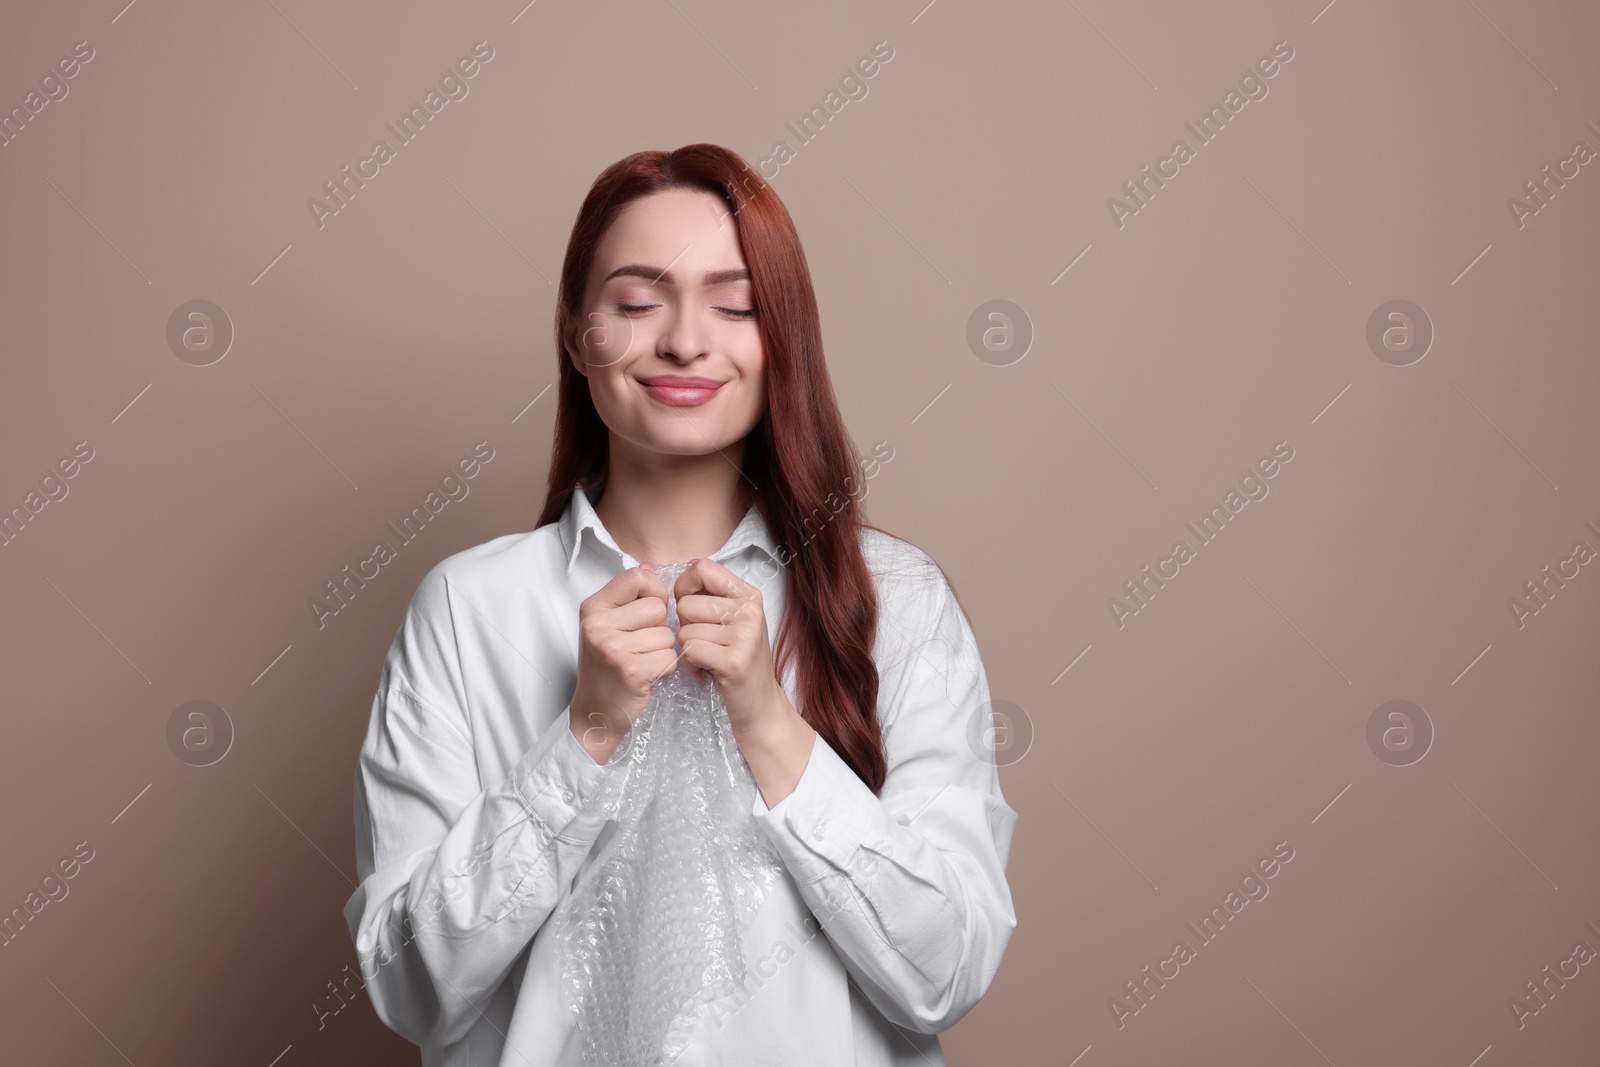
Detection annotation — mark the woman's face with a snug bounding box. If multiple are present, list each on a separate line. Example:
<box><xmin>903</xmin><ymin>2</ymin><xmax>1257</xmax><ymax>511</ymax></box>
<box><xmin>566</xmin><ymin>187</ymin><xmax>766</xmax><ymax>461</ymax></box>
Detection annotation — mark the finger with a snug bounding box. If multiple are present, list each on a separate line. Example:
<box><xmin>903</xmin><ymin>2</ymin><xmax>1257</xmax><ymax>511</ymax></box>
<box><xmin>678</xmin><ymin>635</ymin><xmax>728</xmax><ymax>676</ymax></box>
<box><xmin>639</xmin><ymin>647</ymin><xmax>683</xmax><ymax>683</ymax></box>
<box><xmin>674</xmin><ymin>564</ymin><xmax>751</xmax><ymax>626</ymax></box>
<box><xmin>600</xmin><ymin>595</ymin><xmax>671</xmax><ymax>633</ymax></box>
<box><xmin>586</xmin><ymin>565</ymin><xmax>669</xmax><ymax>612</ymax></box>
<box><xmin>674</xmin><ymin>591</ymin><xmax>746</xmax><ymax>626</ymax></box>
<box><xmin>677</xmin><ymin>621</ymin><xmax>735</xmax><ymax>651</ymax></box>
<box><xmin>614</xmin><ymin>625</ymin><xmax>678</xmax><ymax>655</ymax></box>
<box><xmin>640</xmin><ymin>643</ymin><xmax>684</xmax><ymax>675</ymax></box>
<box><xmin>673</xmin><ymin>558</ymin><xmax>745</xmax><ymax>602</ymax></box>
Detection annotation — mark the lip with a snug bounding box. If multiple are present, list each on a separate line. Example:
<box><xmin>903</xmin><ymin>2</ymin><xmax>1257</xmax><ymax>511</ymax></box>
<box><xmin>639</xmin><ymin>375</ymin><xmax>725</xmax><ymax>407</ymax></box>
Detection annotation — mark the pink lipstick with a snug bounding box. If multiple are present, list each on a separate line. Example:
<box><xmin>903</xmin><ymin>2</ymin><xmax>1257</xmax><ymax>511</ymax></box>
<box><xmin>639</xmin><ymin>375</ymin><xmax>724</xmax><ymax>407</ymax></box>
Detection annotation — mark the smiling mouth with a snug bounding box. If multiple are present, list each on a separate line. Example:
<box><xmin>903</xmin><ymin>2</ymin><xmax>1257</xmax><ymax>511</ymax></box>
<box><xmin>639</xmin><ymin>378</ymin><xmax>724</xmax><ymax>407</ymax></box>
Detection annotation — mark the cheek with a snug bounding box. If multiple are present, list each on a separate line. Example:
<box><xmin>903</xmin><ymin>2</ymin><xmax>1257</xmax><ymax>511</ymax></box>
<box><xmin>735</xmin><ymin>338</ymin><xmax>765</xmax><ymax>391</ymax></box>
<box><xmin>744</xmin><ymin>371</ymin><xmax>766</xmax><ymax>412</ymax></box>
<box><xmin>577</xmin><ymin>311</ymin><xmax>646</xmax><ymax>370</ymax></box>
<box><xmin>732</xmin><ymin>350</ymin><xmax>766</xmax><ymax>417</ymax></box>
<box><xmin>587</xmin><ymin>368</ymin><xmax>636</xmax><ymax>424</ymax></box>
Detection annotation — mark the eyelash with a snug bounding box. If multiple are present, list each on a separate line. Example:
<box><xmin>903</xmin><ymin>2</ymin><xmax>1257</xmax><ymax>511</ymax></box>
<box><xmin>615</xmin><ymin>303</ymin><xmax>756</xmax><ymax>319</ymax></box>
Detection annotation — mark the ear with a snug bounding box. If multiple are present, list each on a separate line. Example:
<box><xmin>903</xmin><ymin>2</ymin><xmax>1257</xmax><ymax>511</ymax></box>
<box><xmin>561</xmin><ymin>314</ymin><xmax>589</xmax><ymax>378</ymax></box>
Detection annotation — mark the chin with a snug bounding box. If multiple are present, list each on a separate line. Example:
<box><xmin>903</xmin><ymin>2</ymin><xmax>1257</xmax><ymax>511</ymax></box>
<box><xmin>634</xmin><ymin>426</ymin><xmax>741</xmax><ymax>457</ymax></box>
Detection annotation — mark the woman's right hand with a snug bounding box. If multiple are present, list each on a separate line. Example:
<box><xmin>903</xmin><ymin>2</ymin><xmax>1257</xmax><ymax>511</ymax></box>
<box><xmin>567</xmin><ymin>563</ymin><xmax>679</xmax><ymax>763</ymax></box>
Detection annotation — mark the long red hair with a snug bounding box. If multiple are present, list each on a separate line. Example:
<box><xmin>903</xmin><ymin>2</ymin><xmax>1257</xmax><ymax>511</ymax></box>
<box><xmin>535</xmin><ymin>144</ymin><xmax>888</xmax><ymax>793</ymax></box>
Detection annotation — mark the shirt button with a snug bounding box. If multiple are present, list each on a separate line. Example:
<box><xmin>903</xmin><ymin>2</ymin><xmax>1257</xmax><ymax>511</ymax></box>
<box><xmin>562</xmin><ymin>788</ymin><xmax>576</xmax><ymax>804</ymax></box>
<box><xmin>811</xmin><ymin>821</ymin><xmax>827</xmax><ymax>841</ymax></box>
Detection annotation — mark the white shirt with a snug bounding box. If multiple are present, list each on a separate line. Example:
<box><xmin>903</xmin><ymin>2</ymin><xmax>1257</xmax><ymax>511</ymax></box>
<box><xmin>344</xmin><ymin>486</ymin><xmax>1019</xmax><ymax>1066</ymax></box>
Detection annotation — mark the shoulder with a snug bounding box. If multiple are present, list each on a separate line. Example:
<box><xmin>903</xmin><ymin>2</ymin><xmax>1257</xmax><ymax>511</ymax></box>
<box><xmin>854</xmin><ymin>526</ymin><xmax>989</xmax><ymax>736</ymax></box>
<box><xmin>405</xmin><ymin>524</ymin><xmax>563</xmax><ymax>619</ymax></box>
<box><xmin>859</xmin><ymin>524</ymin><xmax>934</xmax><ymax>576</ymax></box>
<box><xmin>857</xmin><ymin>524</ymin><xmax>966</xmax><ymax>642</ymax></box>
<box><xmin>859</xmin><ymin>524</ymin><xmax>955</xmax><ymax>594</ymax></box>
<box><xmin>381</xmin><ymin>524</ymin><xmax>565</xmax><ymax>687</ymax></box>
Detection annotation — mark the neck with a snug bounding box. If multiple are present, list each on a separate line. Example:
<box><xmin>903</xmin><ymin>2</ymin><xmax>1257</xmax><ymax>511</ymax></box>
<box><xmin>594</xmin><ymin>435</ymin><xmax>752</xmax><ymax>566</ymax></box>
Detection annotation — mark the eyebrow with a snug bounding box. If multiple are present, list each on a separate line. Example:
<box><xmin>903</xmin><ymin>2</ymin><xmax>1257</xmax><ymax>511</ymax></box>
<box><xmin>602</xmin><ymin>264</ymin><xmax>751</xmax><ymax>286</ymax></box>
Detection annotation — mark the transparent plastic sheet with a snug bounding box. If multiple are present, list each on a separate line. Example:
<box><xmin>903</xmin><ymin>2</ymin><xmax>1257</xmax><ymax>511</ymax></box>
<box><xmin>553</xmin><ymin>560</ymin><xmax>786</xmax><ymax>1067</ymax></box>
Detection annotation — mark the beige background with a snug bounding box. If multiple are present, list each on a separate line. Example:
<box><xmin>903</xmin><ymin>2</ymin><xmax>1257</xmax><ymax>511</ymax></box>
<box><xmin>2</xmin><ymin>0</ymin><xmax>1597</xmax><ymax>1064</ymax></box>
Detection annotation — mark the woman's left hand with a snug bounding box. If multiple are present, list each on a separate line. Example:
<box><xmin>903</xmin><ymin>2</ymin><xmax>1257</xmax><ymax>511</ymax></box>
<box><xmin>672</xmin><ymin>558</ymin><xmax>786</xmax><ymax>741</ymax></box>
<box><xmin>674</xmin><ymin>558</ymin><xmax>819</xmax><ymax>807</ymax></box>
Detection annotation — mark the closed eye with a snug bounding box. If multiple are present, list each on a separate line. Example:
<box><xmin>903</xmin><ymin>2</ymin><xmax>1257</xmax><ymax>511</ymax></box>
<box><xmin>615</xmin><ymin>303</ymin><xmax>755</xmax><ymax>319</ymax></box>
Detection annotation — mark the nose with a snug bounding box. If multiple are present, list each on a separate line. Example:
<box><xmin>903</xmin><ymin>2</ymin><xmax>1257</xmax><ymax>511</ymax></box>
<box><xmin>657</xmin><ymin>303</ymin><xmax>710</xmax><ymax>365</ymax></box>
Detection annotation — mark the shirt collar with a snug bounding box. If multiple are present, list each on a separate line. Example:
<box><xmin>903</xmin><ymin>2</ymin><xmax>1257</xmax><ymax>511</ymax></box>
<box><xmin>559</xmin><ymin>484</ymin><xmax>780</xmax><ymax>575</ymax></box>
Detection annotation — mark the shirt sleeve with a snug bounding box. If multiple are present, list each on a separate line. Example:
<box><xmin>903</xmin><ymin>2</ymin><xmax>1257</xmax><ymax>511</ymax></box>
<box><xmin>749</xmin><ymin>554</ymin><xmax>1020</xmax><ymax>1034</ymax></box>
<box><xmin>342</xmin><ymin>561</ymin><xmax>610</xmax><ymax>1049</ymax></box>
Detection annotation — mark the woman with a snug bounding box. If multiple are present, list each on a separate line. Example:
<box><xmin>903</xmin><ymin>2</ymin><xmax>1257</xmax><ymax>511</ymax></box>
<box><xmin>344</xmin><ymin>144</ymin><xmax>1018</xmax><ymax>1066</ymax></box>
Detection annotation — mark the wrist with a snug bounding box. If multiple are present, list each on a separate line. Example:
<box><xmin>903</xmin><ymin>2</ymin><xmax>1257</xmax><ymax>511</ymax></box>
<box><xmin>739</xmin><ymin>705</ymin><xmax>816</xmax><ymax>810</ymax></box>
<box><xmin>568</xmin><ymin>698</ymin><xmax>625</xmax><ymax>763</ymax></box>
<box><xmin>733</xmin><ymin>686</ymin><xmax>815</xmax><ymax>763</ymax></box>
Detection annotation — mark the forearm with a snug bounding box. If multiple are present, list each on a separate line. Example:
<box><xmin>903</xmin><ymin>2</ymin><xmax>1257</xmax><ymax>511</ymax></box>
<box><xmin>752</xmin><ymin>734</ymin><xmax>1018</xmax><ymax>1033</ymax></box>
<box><xmin>348</xmin><ymin>703</ymin><xmax>609</xmax><ymax>1047</ymax></box>
<box><xmin>734</xmin><ymin>688</ymin><xmax>818</xmax><ymax>809</ymax></box>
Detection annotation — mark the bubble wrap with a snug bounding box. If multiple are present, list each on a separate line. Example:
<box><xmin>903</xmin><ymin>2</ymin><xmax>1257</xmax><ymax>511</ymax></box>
<box><xmin>553</xmin><ymin>560</ymin><xmax>786</xmax><ymax>1066</ymax></box>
